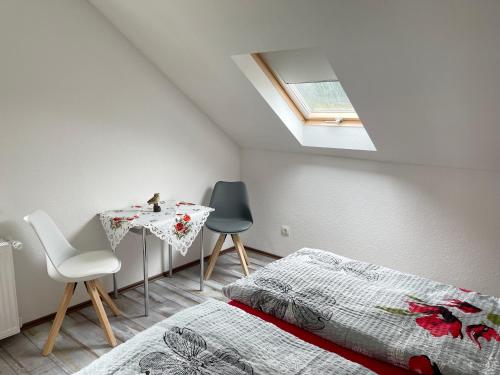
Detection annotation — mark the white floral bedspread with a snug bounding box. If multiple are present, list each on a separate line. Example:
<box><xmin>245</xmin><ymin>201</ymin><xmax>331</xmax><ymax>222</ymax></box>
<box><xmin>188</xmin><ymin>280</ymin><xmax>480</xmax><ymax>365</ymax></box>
<box><xmin>75</xmin><ymin>299</ymin><xmax>373</xmax><ymax>375</ymax></box>
<box><xmin>223</xmin><ymin>248</ymin><xmax>500</xmax><ymax>375</ymax></box>
<box><xmin>99</xmin><ymin>201</ymin><xmax>213</xmax><ymax>255</ymax></box>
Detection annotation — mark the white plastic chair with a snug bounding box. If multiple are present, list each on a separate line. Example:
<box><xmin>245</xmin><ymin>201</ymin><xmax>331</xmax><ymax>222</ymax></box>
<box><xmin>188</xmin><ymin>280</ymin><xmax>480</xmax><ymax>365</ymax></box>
<box><xmin>24</xmin><ymin>210</ymin><xmax>121</xmax><ymax>355</ymax></box>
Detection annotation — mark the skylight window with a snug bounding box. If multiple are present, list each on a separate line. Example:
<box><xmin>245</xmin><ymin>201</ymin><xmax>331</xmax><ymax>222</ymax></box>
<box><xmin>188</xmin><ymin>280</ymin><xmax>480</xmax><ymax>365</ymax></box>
<box><xmin>253</xmin><ymin>52</ymin><xmax>361</xmax><ymax>126</ymax></box>
<box><xmin>232</xmin><ymin>50</ymin><xmax>376</xmax><ymax>151</ymax></box>
<box><xmin>285</xmin><ymin>81</ymin><xmax>358</xmax><ymax>121</ymax></box>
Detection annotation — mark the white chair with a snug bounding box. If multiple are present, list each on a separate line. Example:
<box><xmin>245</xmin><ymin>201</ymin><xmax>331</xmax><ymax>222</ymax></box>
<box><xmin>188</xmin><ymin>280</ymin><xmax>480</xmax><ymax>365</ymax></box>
<box><xmin>24</xmin><ymin>210</ymin><xmax>121</xmax><ymax>356</ymax></box>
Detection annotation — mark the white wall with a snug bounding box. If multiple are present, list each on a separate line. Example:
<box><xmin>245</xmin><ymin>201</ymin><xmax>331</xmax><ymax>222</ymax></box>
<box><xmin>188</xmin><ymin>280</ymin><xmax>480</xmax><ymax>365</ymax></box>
<box><xmin>241</xmin><ymin>149</ymin><xmax>500</xmax><ymax>297</ymax></box>
<box><xmin>0</xmin><ymin>0</ymin><xmax>239</xmax><ymax>323</ymax></box>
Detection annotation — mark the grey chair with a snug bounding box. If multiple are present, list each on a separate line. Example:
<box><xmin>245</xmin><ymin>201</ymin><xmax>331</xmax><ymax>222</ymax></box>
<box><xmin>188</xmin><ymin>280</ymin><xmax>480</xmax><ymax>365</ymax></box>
<box><xmin>204</xmin><ymin>181</ymin><xmax>253</xmax><ymax>280</ymax></box>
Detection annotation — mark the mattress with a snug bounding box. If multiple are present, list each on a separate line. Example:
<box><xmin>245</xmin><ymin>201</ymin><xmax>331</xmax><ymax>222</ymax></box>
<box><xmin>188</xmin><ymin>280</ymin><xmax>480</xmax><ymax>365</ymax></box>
<box><xmin>223</xmin><ymin>248</ymin><xmax>500</xmax><ymax>375</ymax></box>
<box><xmin>75</xmin><ymin>299</ymin><xmax>374</xmax><ymax>374</ymax></box>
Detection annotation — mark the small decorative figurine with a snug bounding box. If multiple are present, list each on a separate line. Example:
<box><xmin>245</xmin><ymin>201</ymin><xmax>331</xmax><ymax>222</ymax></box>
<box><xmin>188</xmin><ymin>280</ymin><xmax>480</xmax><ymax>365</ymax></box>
<box><xmin>147</xmin><ymin>193</ymin><xmax>161</xmax><ymax>212</ymax></box>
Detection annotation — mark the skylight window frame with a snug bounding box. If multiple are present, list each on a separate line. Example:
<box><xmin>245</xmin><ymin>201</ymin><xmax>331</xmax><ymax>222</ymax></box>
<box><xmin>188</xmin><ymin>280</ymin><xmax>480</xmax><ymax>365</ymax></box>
<box><xmin>252</xmin><ymin>53</ymin><xmax>362</xmax><ymax>127</ymax></box>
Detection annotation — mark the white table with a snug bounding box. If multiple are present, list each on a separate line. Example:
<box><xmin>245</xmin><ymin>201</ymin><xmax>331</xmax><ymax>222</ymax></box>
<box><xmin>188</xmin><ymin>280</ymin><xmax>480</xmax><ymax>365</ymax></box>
<box><xmin>100</xmin><ymin>201</ymin><xmax>213</xmax><ymax>316</ymax></box>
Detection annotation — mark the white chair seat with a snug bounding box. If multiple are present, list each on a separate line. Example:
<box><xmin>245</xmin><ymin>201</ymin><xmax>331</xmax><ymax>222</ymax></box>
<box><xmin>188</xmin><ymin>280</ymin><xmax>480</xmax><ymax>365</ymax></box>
<box><xmin>56</xmin><ymin>250</ymin><xmax>121</xmax><ymax>282</ymax></box>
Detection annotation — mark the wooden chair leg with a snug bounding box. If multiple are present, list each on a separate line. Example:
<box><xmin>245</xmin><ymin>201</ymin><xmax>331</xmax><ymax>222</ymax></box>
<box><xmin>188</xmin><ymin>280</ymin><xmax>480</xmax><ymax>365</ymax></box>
<box><xmin>231</xmin><ymin>234</ymin><xmax>249</xmax><ymax>276</ymax></box>
<box><xmin>234</xmin><ymin>235</ymin><xmax>250</xmax><ymax>266</ymax></box>
<box><xmin>85</xmin><ymin>280</ymin><xmax>117</xmax><ymax>347</ymax></box>
<box><xmin>204</xmin><ymin>233</ymin><xmax>226</xmax><ymax>280</ymax></box>
<box><xmin>95</xmin><ymin>279</ymin><xmax>121</xmax><ymax>317</ymax></box>
<box><xmin>42</xmin><ymin>282</ymin><xmax>76</xmax><ymax>356</ymax></box>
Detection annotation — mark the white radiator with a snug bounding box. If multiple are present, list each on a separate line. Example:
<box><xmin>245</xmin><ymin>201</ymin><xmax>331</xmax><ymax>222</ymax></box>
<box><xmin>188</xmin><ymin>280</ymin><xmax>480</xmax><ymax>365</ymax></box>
<box><xmin>0</xmin><ymin>240</ymin><xmax>20</xmax><ymax>339</ymax></box>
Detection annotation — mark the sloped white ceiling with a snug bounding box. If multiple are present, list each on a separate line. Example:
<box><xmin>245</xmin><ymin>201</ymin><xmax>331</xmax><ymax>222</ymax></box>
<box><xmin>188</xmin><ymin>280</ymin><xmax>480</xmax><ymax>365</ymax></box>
<box><xmin>90</xmin><ymin>0</ymin><xmax>500</xmax><ymax>171</ymax></box>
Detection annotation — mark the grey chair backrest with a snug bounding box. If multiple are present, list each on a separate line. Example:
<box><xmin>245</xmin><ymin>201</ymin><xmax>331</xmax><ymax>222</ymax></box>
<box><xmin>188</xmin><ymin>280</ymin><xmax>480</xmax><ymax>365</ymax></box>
<box><xmin>209</xmin><ymin>181</ymin><xmax>253</xmax><ymax>222</ymax></box>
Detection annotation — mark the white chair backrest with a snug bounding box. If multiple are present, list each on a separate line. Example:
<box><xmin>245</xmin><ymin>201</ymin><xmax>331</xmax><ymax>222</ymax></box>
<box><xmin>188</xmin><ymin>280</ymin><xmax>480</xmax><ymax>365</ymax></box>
<box><xmin>24</xmin><ymin>210</ymin><xmax>78</xmax><ymax>270</ymax></box>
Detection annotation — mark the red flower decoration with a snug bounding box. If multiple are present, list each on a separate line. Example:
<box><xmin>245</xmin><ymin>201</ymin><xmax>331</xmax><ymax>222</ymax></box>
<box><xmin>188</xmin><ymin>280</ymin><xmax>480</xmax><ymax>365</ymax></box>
<box><xmin>416</xmin><ymin>314</ymin><xmax>463</xmax><ymax>339</ymax></box>
<box><xmin>176</xmin><ymin>201</ymin><xmax>195</xmax><ymax>206</ymax></box>
<box><xmin>113</xmin><ymin>217</ymin><xmax>121</xmax><ymax>222</ymax></box>
<box><xmin>445</xmin><ymin>299</ymin><xmax>481</xmax><ymax>314</ymax></box>
<box><xmin>173</xmin><ymin>212</ymin><xmax>192</xmax><ymax>238</ymax></box>
<box><xmin>408</xmin><ymin>302</ymin><xmax>442</xmax><ymax>314</ymax></box>
<box><xmin>409</xmin><ymin>355</ymin><xmax>442</xmax><ymax>375</ymax></box>
<box><xmin>408</xmin><ymin>302</ymin><xmax>463</xmax><ymax>339</ymax></box>
<box><xmin>466</xmin><ymin>324</ymin><xmax>500</xmax><ymax>349</ymax></box>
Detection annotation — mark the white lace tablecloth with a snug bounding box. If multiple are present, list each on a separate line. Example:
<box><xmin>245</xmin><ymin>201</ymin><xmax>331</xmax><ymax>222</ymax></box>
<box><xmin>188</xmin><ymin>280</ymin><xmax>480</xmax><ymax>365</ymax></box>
<box><xmin>100</xmin><ymin>201</ymin><xmax>214</xmax><ymax>256</ymax></box>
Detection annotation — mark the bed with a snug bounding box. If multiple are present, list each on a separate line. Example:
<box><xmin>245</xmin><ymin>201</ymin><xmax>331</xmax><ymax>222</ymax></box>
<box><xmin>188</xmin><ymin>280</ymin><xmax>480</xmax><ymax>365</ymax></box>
<box><xmin>223</xmin><ymin>248</ymin><xmax>500</xmax><ymax>375</ymax></box>
<box><xmin>75</xmin><ymin>299</ymin><xmax>374</xmax><ymax>374</ymax></box>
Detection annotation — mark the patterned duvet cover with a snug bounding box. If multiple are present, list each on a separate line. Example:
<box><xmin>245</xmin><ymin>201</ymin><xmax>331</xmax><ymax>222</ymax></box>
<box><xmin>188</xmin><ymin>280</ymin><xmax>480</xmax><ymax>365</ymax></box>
<box><xmin>223</xmin><ymin>248</ymin><xmax>500</xmax><ymax>375</ymax></box>
<box><xmin>76</xmin><ymin>299</ymin><xmax>373</xmax><ymax>375</ymax></box>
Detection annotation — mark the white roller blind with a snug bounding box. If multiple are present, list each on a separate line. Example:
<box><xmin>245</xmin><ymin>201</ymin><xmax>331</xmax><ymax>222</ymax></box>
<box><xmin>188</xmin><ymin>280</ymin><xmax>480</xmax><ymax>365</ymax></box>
<box><xmin>261</xmin><ymin>47</ymin><xmax>337</xmax><ymax>84</ymax></box>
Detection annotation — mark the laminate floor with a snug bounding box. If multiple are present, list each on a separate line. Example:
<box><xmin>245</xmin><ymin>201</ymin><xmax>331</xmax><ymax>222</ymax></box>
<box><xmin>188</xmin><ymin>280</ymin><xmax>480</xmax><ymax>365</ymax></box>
<box><xmin>0</xmin><ymin>250</ymin><xmax>274</xmax><ymax>374</ymax></box>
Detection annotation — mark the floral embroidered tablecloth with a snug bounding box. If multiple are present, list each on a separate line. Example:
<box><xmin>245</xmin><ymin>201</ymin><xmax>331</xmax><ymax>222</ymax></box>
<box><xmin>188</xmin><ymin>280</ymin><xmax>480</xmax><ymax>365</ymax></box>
<box><xmin>99</xmin><ymin>201</ymin><xmax>214</xmax><ymax>256</ymax></box>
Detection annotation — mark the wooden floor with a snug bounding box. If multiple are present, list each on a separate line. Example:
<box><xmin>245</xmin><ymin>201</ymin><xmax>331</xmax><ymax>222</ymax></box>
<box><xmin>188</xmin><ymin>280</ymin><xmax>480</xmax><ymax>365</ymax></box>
<box><xmin>0</xmin><ymin>250</ymin><xmax>274</xmax><ymax>375</ymax></box>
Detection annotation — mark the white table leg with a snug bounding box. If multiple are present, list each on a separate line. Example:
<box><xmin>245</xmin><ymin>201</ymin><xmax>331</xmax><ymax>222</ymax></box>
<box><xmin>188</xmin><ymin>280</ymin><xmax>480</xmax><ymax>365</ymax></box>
<box><xmin>200</xmin><ymin>227</ymin><xmax>204</xmax><ymax>291</ymax></box>
<box><xmin>142</xmin><ymin>227</ymin><xmax>149</xmax><ymax>316</ymax></box>
<box><xmin>168</xmin><ymin>244</ymin><xmax>173</xmax><ymax>277</ymax></box>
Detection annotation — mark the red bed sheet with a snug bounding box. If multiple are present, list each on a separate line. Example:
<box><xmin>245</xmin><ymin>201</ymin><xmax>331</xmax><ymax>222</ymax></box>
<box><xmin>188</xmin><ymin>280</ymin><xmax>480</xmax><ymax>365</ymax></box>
<box><xmin>229</xmin><ymin>300</ymin><xmax>413</xmax><ymax>375</ymax></box>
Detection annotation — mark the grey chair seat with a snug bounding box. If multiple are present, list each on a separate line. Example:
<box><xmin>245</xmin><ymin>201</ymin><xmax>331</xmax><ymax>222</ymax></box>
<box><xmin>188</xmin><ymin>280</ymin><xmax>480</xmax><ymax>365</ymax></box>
<box><xmin>206</xmin><ymin>217</ymin><xmax>253</xmax><ymax>234</ymax></box>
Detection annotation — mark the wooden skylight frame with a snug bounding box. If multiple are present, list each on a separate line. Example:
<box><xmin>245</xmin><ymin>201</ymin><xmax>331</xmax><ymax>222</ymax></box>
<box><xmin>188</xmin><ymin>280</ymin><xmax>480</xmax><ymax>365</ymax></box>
<box><xmin>252</xmin><ymin>53</ymin><xmax>363</xmax><ymax>127</ymax></box>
